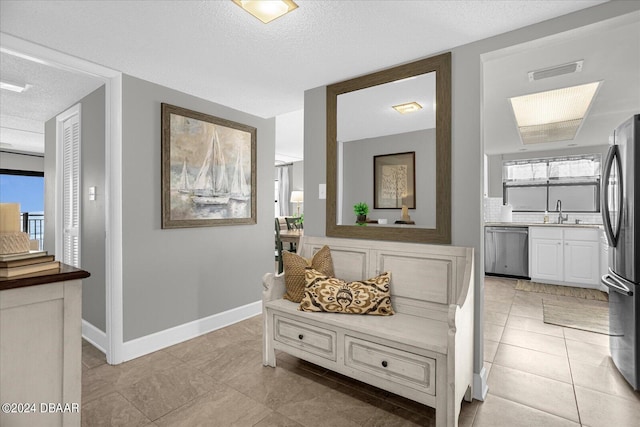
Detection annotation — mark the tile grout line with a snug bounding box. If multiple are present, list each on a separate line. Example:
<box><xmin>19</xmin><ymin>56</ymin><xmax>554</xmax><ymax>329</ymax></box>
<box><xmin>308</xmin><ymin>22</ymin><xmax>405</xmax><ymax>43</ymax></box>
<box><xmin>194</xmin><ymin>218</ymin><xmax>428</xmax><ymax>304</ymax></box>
<box><xmin>486</xmin><ymin>279</ymin><xmax>586</xmax><ymax>425</ymax></box>
<box><xmin>563</xmin><ymin>327</ymin><xmax>584</xmax><ymax>427</ymax></box>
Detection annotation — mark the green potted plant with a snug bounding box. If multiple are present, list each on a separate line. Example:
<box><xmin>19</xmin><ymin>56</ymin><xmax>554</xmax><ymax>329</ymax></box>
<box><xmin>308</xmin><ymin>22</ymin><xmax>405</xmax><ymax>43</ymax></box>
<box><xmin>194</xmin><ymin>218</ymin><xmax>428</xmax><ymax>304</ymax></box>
<box><xmin>353</xmin><ymin>202</ymin><xmax>369</xmax><ymax>224</ymax></box>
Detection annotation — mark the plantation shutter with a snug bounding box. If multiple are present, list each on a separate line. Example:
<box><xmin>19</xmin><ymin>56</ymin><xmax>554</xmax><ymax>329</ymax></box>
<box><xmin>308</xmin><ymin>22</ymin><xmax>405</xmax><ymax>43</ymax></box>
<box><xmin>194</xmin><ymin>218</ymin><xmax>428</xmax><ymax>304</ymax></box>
<box><xmin>62</xmin><ymin>112</ymin><xmax>80</xmax><ymax>267</ymax></box>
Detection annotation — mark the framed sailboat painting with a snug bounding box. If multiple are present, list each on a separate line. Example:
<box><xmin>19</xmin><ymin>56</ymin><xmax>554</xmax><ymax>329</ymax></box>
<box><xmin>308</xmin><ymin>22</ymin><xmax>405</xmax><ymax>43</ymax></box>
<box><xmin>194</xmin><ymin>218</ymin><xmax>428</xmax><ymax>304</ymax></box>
<box><xmin>161</xmin><ymin>103</ymin><xmax>257</xmax><ymax>228</ymax></box>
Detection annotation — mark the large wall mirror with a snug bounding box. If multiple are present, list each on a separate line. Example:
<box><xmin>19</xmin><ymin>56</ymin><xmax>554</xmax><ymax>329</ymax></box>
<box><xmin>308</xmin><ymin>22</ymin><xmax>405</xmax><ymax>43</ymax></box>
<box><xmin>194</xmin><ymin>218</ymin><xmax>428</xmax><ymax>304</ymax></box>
<box><xmin>326</xmin><ymin>52</ymin><xmax>451</xmax><ymax>244</ymax></box>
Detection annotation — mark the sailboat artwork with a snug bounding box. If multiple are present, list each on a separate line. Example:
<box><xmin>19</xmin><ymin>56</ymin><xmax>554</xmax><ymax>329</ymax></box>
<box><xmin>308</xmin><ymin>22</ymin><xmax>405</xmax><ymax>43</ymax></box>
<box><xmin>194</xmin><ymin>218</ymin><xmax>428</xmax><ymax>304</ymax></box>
<box><xmin>178</xmin><ymin>159</ymin><xmax>192</xmax><ymax>194</ymax></box>
<box><xmin>229</xmin><ymin>146</ymin><xmax>250</xmax><ymax>201</ymax></box>
<box><xmin>161</xmin><ymin>103</ymin><xmax>256</xmax><ymax>229</ymax></box>
<box><xmin>190</xmin><ymin>129</ymin><xmax>230</xmax><ymax>205</ymax></box>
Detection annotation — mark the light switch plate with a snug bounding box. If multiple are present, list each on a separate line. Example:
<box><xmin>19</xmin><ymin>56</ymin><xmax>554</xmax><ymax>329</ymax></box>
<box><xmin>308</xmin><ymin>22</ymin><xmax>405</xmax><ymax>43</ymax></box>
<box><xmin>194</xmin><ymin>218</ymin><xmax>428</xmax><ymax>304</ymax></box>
<box><xmin>318</xmin><ymin>184</ymin><xmax>326</xmax><ymax>199</ymax></box>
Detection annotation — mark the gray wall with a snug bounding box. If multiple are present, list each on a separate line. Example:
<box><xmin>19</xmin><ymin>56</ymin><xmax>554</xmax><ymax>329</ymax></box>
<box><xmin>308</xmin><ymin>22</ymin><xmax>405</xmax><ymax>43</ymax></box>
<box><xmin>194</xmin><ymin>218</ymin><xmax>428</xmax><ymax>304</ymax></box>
<box><xmin>121</xmin><ymin>75</ymin><xmax>275</xmax><ymax>341</ymax></box>
<box><xmin>0</xmin><ymin>151</ymin><xmax>44</xmax><ymax>172</ymax></box>
<box><xmin>303</xmin><ymin>1</ymin><xmax>639</xmax><ymax>396</ymax></box>
<box><xmin>340</xmin><ymin>129</ymin><xmax>435</xmax><ymax>227</ymax></box>
<box><xmin>303</xmin><ymin>86</ymin><xmax>326</xmax><ymax>238</ymax></box>
<box><xmin>44</xmin><ymin>85</ymin><xmax>107</xmax><ymax>332</ymax></box>
<box><xmin>486</xmin><ymin>144</ymin><xmax>610</xmax><ymax>197</ymax></box>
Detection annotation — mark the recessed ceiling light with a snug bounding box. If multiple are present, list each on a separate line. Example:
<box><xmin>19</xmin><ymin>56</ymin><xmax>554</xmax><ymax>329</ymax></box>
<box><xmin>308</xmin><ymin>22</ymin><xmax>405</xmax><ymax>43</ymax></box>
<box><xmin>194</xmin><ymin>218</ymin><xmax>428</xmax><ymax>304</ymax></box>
<box><xmin>509</xmin><ymin>81</ymin><xmax>601</xmax><ymax>145</ymax></box>
<box><xmin>232</xmin><ymin>0</ymin><xmax>298</xmax><ymax>24</ymax></box>
<box><xmin>567</xmin><ymin>143</ymin><xmax>578</xmax><ymax>147</ymax></box>
<box><xmin>0</xmin><ymin>81</ymin><xmax>29</xmax><ymax>93</ymax></box>
<box><xmin>392</xmin><ymin>102</ymin><xmax>423</xmax><ymax>114</ymax></box>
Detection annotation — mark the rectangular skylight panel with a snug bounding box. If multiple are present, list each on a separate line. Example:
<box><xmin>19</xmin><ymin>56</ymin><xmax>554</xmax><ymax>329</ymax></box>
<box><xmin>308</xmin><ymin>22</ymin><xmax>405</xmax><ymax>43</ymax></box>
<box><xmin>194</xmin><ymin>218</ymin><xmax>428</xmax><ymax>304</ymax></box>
<box><xmin>509</xmin><ymin>82</ymin><xmax>601</xmax><ymax>144</ymax></box>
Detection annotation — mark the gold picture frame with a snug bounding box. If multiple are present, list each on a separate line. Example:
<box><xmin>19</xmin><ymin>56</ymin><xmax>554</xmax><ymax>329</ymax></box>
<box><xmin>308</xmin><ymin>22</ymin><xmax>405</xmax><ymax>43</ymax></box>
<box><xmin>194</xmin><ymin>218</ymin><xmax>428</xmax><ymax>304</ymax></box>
<box><xmin>161</xmin><ymin>103</ymin><xmax>257</xmax><ymax>228</ymax></box>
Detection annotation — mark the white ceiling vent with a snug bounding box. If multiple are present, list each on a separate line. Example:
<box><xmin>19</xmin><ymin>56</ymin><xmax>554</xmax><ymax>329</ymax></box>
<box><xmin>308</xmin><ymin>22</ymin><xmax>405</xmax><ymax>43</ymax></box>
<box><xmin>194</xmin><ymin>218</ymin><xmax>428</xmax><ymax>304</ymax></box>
<box><xmin>528</xmin><ymin>60</ymin><xmax>583</xmax><ymax>82</ymax></box>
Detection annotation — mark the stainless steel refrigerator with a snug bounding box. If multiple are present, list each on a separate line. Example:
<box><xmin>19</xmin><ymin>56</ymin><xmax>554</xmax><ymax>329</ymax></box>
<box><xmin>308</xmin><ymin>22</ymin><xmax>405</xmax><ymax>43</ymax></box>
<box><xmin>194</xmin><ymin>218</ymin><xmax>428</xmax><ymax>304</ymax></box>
<box><xmin>601</xmin><ymin>114</ymin><xmax>640</xmax><ymax>390</ymax></box>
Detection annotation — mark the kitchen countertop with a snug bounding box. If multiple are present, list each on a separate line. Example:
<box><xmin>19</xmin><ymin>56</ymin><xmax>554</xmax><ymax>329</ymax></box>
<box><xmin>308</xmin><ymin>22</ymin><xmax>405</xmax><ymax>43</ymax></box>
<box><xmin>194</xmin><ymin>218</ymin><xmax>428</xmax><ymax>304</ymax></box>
<box><xmin>485</xmin><ymin>222</ymin><xmax>603</xmax><ymax>229</ymax></box>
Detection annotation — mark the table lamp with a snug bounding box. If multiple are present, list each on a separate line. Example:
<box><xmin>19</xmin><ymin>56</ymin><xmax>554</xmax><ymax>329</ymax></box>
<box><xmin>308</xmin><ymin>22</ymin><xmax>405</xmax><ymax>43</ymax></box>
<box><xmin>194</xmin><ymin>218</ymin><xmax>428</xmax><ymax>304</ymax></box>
<box><xmin>291</xmin><ymin>191</ymin><xmax>304</xmax><ymax>217</ymax></box>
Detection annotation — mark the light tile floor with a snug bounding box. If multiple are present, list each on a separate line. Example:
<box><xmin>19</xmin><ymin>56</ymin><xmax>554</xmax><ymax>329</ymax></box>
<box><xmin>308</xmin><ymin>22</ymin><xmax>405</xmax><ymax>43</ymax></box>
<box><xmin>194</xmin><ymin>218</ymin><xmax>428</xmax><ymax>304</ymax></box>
<box><xmin>81</xmin><ymin>276</ymin><xmax>640</xmax><ymax>426</ymax></box>
<box><xmin>478</xmin><ymin>276</ymin><xmax>640</xmax><ymax>427</ymax></box>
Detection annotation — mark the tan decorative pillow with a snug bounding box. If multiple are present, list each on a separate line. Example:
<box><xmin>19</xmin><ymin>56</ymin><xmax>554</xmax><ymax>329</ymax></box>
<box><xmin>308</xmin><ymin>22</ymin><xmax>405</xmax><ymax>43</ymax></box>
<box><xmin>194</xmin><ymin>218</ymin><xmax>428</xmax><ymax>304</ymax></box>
<box><xmin>282</xmin><ymin>245</ymin><xmax>334</xmax><ymax>303</ymax></box>
<box><xmin>299</xmin><ymin>269</ymin><xmax>394</xmax><ymax>316</ymax></box>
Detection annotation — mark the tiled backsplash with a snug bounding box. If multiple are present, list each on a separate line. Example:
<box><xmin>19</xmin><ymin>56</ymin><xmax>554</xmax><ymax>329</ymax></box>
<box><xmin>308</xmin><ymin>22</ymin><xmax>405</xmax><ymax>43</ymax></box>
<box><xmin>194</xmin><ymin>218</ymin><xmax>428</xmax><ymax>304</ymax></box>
<box><xmin>483</xmin><ymin>197</ymin><xmax>603</xmax><ymax>224</ymax></box>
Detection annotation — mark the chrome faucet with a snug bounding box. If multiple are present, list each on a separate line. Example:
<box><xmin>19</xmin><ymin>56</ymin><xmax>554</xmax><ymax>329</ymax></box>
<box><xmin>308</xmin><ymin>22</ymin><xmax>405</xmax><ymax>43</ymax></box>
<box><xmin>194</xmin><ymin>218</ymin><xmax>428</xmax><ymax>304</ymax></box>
<box><xmin>556</xmin><ymin>200</ymin><xmax>568</xmax><ymax>224</ymax></box>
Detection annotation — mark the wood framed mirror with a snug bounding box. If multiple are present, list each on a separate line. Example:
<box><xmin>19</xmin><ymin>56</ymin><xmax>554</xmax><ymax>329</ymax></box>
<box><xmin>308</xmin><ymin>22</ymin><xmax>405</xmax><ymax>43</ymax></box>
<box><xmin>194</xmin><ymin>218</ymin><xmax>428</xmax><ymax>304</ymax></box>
<box><xmin>326</xmin><ymin>52</ymin><xmax>451</xmax><ymax>244</ymax></box>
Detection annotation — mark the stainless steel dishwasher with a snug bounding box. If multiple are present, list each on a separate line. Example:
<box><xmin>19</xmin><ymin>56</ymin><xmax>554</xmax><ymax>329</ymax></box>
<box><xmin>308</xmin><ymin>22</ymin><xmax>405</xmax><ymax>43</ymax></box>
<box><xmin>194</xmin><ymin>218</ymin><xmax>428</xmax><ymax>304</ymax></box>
<box><xmin>485</xmin><ymin>226</ymin><xmax>529</xmax><ymax>278</ymax></box>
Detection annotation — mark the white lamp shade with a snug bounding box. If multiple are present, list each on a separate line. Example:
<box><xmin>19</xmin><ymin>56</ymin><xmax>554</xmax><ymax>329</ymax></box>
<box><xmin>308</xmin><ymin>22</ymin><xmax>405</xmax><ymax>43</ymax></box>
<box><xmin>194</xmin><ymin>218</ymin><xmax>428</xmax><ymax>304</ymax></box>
<box><xmin>290</xmin><ymin>191</ymin><xmax>304</xmax><ymax>203</ymax></box>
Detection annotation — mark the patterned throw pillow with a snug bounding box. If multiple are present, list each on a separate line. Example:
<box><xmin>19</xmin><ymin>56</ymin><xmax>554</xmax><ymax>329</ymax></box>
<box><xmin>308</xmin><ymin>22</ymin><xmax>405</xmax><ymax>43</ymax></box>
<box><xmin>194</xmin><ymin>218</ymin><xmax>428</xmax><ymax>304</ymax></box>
<box><xmin>299</xmin><ymin>269</ymin><xmax>394</xmax><ymax>316</ymax></box>
<box><xmin>282</xmin><ymin>245</ymin><xmax>335</xmax><ymax>303</ymax></box>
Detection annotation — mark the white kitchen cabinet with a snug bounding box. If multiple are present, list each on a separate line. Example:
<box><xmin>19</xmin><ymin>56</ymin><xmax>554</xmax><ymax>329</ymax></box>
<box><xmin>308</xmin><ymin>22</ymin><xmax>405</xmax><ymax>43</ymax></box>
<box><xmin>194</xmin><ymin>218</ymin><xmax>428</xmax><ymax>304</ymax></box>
<box><xmin>564</xmin><ymin>239</ymin><xmax>600</xmax><ymax>284</ymax></box>
<box><xmin>530</xmin><ymin>236</ymin><xmax>563</xmax><ymax>282</ymax></box>
<box><xmin>529</xmin><ymin>227</ymin><xmax>601</xmax><ymax>287</ymax></box>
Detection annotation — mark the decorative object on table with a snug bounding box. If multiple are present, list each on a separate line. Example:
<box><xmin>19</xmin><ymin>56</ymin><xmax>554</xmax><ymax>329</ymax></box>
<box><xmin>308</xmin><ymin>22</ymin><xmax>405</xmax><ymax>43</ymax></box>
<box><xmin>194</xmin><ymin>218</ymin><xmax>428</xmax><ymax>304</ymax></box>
<box><xmin>0</xmin><ymin>203</ymin><xmax>30</xmax><ymax>255</ymax></box>
<box><xmin>394</xmin><ymin>204</ymin><xmax>416</xmax><ymax>225</ymax></box>
<box><xmin>373</xmin><ymin>151</ymin><xmax>416</xmax><ymax>209</ymax></box>
<box><xmin>0</xmin><ymin>248</ymin><xmax>58</xmax><ymax>278</ymax></box>
<box><xmin>0</xmin><ymin>252</ymin><xmax>54</xmax><ymax>267</ymax></box>
<box><xmin>290</xmin><ymin>190</ymin><xmax>304</xmax><ymax>216</ymax></box>
<box><xmin>353</xmin><ymin>202</ymin><xmax>369</xmax><ymax>224</ymax></box>
<box><xmin>401</xmin><ymin>205</ymin><xmax>411</xmax><ymax>222</ymax></box>
<box><xmin>299</xmin><ymin>269</ymin><xmax>394</xmax><ymax>315</ymax></box>
<box><xmin>0</xmin><ymin>260</ymin><xmax>60</xmax><ymax>278</ymax></box>
<box><xmin>282</xmin><ymin>245</ymin><xmax>334</xmax><ymax>303</ymax></box>
<box><xmin>0</xmin><ymin>250</ymin><xmax>47</xmax><ymax>263</ymax></box>
<box><xmin>161</xmin><ymin>103</ymin><xmax>257</xmax><ymax>229</ymax></box>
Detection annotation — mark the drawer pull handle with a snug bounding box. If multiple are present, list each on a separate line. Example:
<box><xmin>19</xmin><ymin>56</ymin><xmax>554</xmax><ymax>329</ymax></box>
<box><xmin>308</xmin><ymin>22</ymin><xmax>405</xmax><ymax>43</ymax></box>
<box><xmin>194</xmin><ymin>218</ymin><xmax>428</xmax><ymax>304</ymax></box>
<box><xmin>298</xmin><ymin>334</ymin><xmax>304</xmax><ymax>340</ymax></box>
<box><xmin>381</xmin><ymin>361</ymin><xmax>388</xmax><ymax>368</ymax></box>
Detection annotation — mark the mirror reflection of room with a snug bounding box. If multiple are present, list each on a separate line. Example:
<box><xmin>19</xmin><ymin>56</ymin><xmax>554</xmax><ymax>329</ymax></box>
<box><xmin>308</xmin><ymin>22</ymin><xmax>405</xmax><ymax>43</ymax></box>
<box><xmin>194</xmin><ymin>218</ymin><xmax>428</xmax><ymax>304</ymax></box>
<box><xmin>336</xmin><ymin>72</ymin><xmax>436</xmax><ymax>228</ymax></box>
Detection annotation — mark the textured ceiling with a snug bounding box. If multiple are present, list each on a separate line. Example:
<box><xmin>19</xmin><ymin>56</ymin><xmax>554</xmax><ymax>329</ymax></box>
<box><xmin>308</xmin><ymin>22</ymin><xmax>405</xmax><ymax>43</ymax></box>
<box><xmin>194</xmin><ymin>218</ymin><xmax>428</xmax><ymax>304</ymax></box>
<box><xmin>0</xmin><ymin>0</ymin><xmax>609</xmax><ymax>155</ymax></box>
<box><xmin>0</xmin><ymin>52</ymin><xmax>103</xmax><ymax>153</ymax></box>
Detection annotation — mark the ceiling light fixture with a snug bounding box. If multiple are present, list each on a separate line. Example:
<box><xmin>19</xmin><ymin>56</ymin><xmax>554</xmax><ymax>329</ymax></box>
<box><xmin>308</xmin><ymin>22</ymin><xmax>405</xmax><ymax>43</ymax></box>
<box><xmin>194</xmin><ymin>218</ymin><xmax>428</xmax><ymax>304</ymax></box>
<box><xmin>509</xmin><ymin>81</ymin><xmax>601</xmax><ymax>145</ymax></box>
<box><xmin>232</xmin><ymin>0</ymin><xmax>298</xmax><ymax>24</ymax></box>
<box><xmin>392</xmin><ymin>102</ymin><xmax>422</xmax><ymax>114</ymax></box>
<box><xmin>0</xmin><ymin>81</ymin><xmax>29</xmax><ymax>93</ymax></box>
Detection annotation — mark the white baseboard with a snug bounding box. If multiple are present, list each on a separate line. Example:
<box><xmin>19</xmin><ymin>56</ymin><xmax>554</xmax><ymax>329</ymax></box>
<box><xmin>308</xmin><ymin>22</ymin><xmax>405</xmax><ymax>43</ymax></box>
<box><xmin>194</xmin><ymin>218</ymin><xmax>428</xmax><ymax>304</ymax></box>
<box><xmin>473</xmin><ymin>367</ymin><xmax>489</xmax><ymax>401</ymax></box>
<box><xmin>121</xmin><ymin>300</ymin><xmax>262</xmax><ymax>362</ymax></box>
<box><xmin>82</xmin><ymin>319</ymin><xmax>107</xmax><ymax>353</ymax></box>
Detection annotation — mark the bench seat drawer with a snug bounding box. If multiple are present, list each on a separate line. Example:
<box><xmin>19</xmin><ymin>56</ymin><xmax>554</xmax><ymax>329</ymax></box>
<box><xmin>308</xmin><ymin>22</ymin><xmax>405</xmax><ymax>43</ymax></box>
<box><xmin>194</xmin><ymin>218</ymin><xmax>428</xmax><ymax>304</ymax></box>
<box><xmin>274</xmin><ymin>315</ymin><xmax>336</xmax><ymax>361</ymax></box>
<box><xmin>345</xmin><ymin>335</ymin><xmax>436</xmax><ymax>395</ymax></box>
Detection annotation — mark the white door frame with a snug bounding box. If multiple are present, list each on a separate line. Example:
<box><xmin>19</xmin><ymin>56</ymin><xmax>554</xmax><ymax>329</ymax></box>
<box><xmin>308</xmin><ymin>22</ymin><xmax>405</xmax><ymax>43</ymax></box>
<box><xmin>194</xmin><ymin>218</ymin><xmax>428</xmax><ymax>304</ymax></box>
<box><xmin>1</xmin><ymin>33</ymin><xmax>124</xmax><ymax>364</ymax></box>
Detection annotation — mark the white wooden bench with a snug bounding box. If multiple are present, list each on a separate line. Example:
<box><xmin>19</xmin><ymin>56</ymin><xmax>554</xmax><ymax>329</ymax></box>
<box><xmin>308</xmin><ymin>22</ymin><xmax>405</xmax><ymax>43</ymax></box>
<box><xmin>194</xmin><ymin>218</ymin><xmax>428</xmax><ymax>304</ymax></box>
<box><xmin>262</xmin><ymin>236</ymin><xmax>474</xmax><ymax>427</ymax></box>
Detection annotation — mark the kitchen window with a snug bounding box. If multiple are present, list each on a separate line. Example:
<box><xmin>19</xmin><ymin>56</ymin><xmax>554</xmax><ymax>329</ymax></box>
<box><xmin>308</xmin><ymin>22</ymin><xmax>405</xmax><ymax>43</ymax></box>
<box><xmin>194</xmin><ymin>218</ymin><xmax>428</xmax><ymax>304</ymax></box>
<box><xmin>503</xmin><ymin>154</ymin><xmax>601</xmax><ymax>212</ymax></box>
